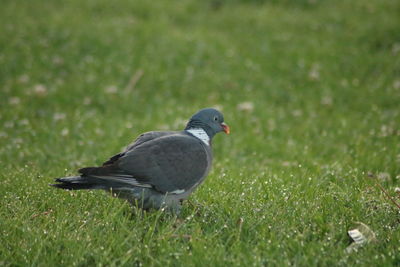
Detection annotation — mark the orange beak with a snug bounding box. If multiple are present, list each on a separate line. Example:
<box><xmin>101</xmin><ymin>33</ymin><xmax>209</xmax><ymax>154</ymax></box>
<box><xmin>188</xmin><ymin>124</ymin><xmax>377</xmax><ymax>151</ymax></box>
<box><xmin>221</xmin><ymin>122</ymin><xmax>230</xmax><ymax>134</ymax></box>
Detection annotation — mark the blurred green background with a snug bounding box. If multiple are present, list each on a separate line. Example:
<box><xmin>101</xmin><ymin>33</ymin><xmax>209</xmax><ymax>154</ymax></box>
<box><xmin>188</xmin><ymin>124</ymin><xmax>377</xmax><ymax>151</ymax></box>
<box><xmin>1</xmin><ymin>0</ymin><xmax>399</xmax><ymax>265</ymax></box>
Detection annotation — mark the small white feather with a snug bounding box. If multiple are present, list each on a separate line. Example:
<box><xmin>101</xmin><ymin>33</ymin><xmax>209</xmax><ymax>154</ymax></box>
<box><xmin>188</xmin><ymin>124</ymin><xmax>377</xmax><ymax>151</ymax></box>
<box><xmin>170</xmin><ymin>189</ymin><xmax>185</xmax><ymax>194</ymax></box>
<box><xmin>348</xmin><ymin>229</ymin><xmax>366</xmax><ymax>244</ymax></box>
<box><xmin>92</xmin><ymin>175</ymin><xmax>152</xmax><ymax>188</ymax></box>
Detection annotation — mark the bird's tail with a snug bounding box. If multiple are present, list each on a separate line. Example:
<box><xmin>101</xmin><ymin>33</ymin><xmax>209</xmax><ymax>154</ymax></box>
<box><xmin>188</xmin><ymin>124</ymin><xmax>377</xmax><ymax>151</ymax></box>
<box><xmin>50</xmin><ymin>176</ymin><xmax>102</xmax><ymax>190</ymax></box>
<box><xmin>50</xmin><ymin>174</ymin><xmax>145</xmax><ymax>191</ymax></box>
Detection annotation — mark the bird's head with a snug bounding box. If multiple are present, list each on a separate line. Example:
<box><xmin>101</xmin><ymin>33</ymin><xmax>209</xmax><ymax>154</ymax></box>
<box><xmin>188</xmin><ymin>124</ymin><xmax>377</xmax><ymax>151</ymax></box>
<box><xmin>185</xmin><ymin>108</ymin><xmax>230</xmax><ymax>138</ymax></box>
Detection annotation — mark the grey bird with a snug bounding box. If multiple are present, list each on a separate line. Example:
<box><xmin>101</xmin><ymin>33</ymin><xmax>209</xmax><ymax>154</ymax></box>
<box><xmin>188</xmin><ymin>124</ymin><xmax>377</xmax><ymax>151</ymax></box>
<box><xmin>51</xmin><ymin>108</ymin><xmax>230</xmax><ymax>214</ymax></box>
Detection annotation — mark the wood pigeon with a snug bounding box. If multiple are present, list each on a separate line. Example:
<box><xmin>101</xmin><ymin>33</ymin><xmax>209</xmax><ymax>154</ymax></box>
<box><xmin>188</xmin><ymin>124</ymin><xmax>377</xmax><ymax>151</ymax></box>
<box><xmin>51</xmin><ymin>108</ymin><xmax>230</xmax><ymax>214</ymax></box>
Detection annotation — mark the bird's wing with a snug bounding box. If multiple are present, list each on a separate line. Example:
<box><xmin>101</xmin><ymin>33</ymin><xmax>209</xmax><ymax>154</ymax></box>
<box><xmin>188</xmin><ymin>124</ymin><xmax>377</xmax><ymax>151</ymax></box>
<box><xmin>79</xmin><ymin>134</ymin><xmax>210</xmax><ymax>193</ymax></box>
<box><xmin>117</xmin><ymin>134</ymin><xmax>209</xmax><ymax>193</ymax></box>
<box><xmin>102</xmin><ymin>131</ymin><xmax>176</xmax><ymax>166</ymax></box>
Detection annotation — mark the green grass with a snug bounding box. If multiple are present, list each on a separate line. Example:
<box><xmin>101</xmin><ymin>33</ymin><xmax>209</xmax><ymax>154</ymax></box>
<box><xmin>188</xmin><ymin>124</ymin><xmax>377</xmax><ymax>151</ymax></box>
<box><xmin>1</xmin><ymin>0</ymin><xmax>399</xmax><ymax>265</ymax></box>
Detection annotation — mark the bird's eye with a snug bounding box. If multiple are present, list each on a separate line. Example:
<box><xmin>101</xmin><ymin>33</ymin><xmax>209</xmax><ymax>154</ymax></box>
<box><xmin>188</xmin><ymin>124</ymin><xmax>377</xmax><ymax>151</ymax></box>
<box><xmin>214</xmin><ymin>116</ymin><xmax>218</xmax><ymax>121</ymax></box>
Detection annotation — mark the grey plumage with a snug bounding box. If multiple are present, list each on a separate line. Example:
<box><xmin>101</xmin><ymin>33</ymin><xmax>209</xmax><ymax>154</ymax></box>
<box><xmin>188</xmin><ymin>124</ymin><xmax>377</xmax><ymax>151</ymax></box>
<box><xmin>51</xmin><ymin>108</ymin><xmax>229</xmax><ymax>214</ymax></box>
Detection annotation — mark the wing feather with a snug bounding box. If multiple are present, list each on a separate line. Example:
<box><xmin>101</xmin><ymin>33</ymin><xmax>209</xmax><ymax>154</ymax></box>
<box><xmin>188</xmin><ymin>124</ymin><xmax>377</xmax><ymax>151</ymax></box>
<box><xmin>102</xmin><ymin>131</ymin><xmax>176</xmax><ymax>166</ymax></box>
<box><xmin>118</xmin><ymin>134</ymin><xmax>209</xmax><ymax>192</ymax></box>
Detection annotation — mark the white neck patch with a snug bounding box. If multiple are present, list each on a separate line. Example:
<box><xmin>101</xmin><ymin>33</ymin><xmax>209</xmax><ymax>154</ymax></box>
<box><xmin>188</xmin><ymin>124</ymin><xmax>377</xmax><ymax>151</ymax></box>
<box><xmin>187</xmin><ymin>128</ymin><xmax>210</xmax><ymax>146</ymax></box>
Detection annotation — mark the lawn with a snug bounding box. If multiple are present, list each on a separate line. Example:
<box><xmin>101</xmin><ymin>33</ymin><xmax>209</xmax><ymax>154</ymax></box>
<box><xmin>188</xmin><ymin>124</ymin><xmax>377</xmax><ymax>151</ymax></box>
<box><xmin>1</xmin><ymin>0</ymin><xmax>399</xmax><ymax>265</ymax></box>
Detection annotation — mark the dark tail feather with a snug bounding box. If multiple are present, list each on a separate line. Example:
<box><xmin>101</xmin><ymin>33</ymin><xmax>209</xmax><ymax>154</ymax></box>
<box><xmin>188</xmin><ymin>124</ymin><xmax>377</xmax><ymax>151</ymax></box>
<box><xmin>50</xmin><ymin>176</ymin><xmax>99</xmax><ymax>190</ymax></box>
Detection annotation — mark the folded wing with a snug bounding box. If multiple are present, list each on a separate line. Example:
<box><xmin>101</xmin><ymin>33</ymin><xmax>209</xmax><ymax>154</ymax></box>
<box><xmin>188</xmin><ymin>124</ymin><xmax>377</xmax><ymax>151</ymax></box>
<box><xmin>79</xmin><ymin>134</ymin><xmax>209</xmax><ymax>193</ymax></box>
